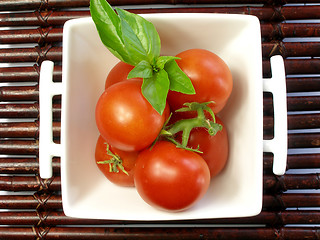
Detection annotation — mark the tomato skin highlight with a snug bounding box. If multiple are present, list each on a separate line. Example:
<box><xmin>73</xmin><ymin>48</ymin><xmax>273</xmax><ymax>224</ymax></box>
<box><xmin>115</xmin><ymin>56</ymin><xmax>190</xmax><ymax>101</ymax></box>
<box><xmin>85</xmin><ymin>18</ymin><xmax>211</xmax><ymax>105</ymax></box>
<box><xmin>105</xmin><ymin>61</ymin><xmax>141</xmax><ymax>89</ymax></box>
<box><xmin>95</xmin><ymin>135</ymin><xmax>137</xmax><ymax>187</ymax></box>
<box><xmin>167</xmin><ymin>49</ymin><xmax>233</xmax><ymax>114</ymax></box>
<box><xmin>134</xmin><ymin>141</ymin><xmax>210</xmax><ymax>212</ymax></box>
<box><xmin>95</xmin><ymin>80</ymin><xmax>168</xmax><ymax>151</ymax></box>
<box><xmin>187</xmin><ymin>116</ymin><xmax>229</xmax><ymax>178</ymax></box>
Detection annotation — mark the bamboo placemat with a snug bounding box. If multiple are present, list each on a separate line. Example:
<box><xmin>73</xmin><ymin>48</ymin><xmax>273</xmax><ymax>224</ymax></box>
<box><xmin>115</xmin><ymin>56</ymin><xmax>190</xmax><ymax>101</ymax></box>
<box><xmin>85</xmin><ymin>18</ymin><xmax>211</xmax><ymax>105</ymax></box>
<box><xmin>0</xmin><ymin>0</ymin><xmax>320</xmax><ymax>239</ymax></box>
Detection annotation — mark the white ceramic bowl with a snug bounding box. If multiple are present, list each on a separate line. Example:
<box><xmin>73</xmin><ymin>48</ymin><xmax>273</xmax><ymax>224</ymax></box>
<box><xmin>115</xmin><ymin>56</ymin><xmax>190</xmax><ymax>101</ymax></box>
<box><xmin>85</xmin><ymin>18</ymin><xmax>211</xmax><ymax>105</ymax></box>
<box><xmin>39</xmin><ymin>13</ymin><xmax>287</xmax><ymax>220</ymax></box>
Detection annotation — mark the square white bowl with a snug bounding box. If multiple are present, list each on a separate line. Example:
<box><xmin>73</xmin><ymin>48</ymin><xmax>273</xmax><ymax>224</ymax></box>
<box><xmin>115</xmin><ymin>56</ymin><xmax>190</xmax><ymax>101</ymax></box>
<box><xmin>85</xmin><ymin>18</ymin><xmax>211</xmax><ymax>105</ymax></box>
<box><xmin>61</xmin><ymin>13</ymin><xmax>263</xmax><ymax>220</ymax></box>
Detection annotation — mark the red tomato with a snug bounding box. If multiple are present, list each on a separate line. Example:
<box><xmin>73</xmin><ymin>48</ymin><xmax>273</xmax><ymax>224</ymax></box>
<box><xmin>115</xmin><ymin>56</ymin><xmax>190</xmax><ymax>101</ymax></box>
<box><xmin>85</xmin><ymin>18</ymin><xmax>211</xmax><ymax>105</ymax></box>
<box><xmin>105</xmin><ymin>61</ymin><xmax>141</xmax><ymax>89</ymax></box>
<box><xmin>167</xmin><ymin>49</ymin><xmax>233</xmax><ymax>113</ymax></box>
<box><xmin>134</xmin><ymin>141</ymin><xmax>210</xmax><ymax>212</ymax></box>
<box><xmin>95</xmin><ymin>79</ymin><xmax>168</xmax><ymax>151</ymax></box>
<box><xmin>186</xmin><ymin>116</ymin><xmax>229</xmax><ymax>178</ymax></box>
<box><xmin>95</xmin><ymin>135</ymin><xmax>137</xmax><ymax>187</ymax></box>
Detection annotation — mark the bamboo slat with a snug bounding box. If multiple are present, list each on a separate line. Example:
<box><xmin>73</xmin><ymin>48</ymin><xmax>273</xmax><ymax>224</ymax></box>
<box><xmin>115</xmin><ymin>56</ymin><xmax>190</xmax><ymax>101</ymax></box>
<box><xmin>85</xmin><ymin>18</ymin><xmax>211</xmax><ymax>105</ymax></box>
<box><xmin>286</xmin><ymin>77</ymin><xmax>320</xmax><ymax>93</ymax></box>
<box><xmin>263</xmin><ymin>193</ymin><xmax>320</xmax><ymax>209</ymax></box>
<box><xmin>0</xmin><ymin>114</ymin><xmax>318</xmax><ymax>140</ymax></box>
<box><xmin>2</xmin><ymin>94</ymin><xmax>319</xmax><ymax>120</ymax></box>
<box><xmin>263</xmin><ymin>154</ymin><xmax>320</xmax><ymax>171</ymax></box>
<box><xmin>1</xmin><ymin>42</ymin><xmax>319</xmax><ymax>64</ymax></box>
<box><xmin>2</xmin><ymin>23</ymin><xmax>320</xmax><ymax>45</ymax></box>
<box><xmin>0</xmin><ymin>193</ymin><xmax>62</xmax><ymax>210</ymax></box>
<box><xmin>287</xmin><ymin>113</ymin><xmax>320</xmax><ymax>130</ymax></box>
<box><xmin>263</xmin><ymin>41</ymin><xmax>320</xmax><ymax>58</ymax></box>
<box><xmin>263</xmin><ymin>95</ymin><xmax>320</xmax><ymax>115</ymax></box>
<box><xmin>0</xmin><ymin>65</ymin><xmax>62</xmax><ymax>83</ymax></box>
<box><xmin>0</xmin><ymin>140</ymin><xmax>39</xmax><ymax>155</ymax></box>
<box><xmin>288</xmin><ymin>133</ymin><xmax>320</xmax><ymax>148</ymax></box>
<box><xmin>0</xmin><ymin>175</ymin><xmax>60</xmax><ymax>192</ymax></box>
<box><xmin>0</xmin><ymin>157</ymin><xmax>60</xmax><ymax>174</ymax></box>
<box><xmin>0</xmin><ymin>46</ymin><xmax>62</xmax><ymax>64</ymax></box>
<box><xmin>0</xmin><ymin>86</ymin><xmax>39</xmax><ymax>102</ymax></box>
<box><xmin>0</xmin><ymin>111</ymin><xmax>316</xmax><ymax>134</ymax></box>
<box><xmin>261</xmin><ymin>22</ymin><xmax>320</xmax><ymax>40</ymax></box>
<box><xmin>0</xmin><ymin>122</ymin><xmax>39</xmax><ymax>139</ymax></box>
<box><xmin>0</xmin><ymin>210</ymin><xmax>318</xmax><ymax>226</ymax></box>
<box><xmin>0</xmin><ymin>0</ymin><xmax>90</xmax><ymax>11</ymax></box>
<box><xmin>2</xmin><ymin>0</ymin><xmax>320</xmax><ymax>11</ymax></box>
<box><xmin>264</xmin><ymin>114</ymin><xmax>320</xmax><ymax>132</ymax></box>
<box><xmin>0</xmin><ymin>226</ymin><xmax>318</xmax><ymax>240</ymax></box>
<box><xmin>0</xmin><ymin>10</ymin><xmax>89</xmax><ymax>27</ymax></box>
<box><xmin>0</xmin><ymin>121</ymin><xmax>60</xmax><ymax>138</ymax></box>
<box><xmin>288</xmin><ymin>96</ymin><xmax>320</xmax><ymax>112</ymax></box>
<box><xmin>0</xmin><ymin>133</ymin><xmax>318</xmax><ymax>155</ymax></box>
<box><xmin>0</xmin><ymin>192</ymin><xmax>319</xmax><ymax>210</ymax></box>
<box><xmin>0</xmin><ymin>85</ymin><xmax>61</xmax><ymax>102</ymax></box>
<box><xmin>0</xmin><ymin>59</ymin><xmax>318</xmax><ymax>83</ymax></box>
<box><xmin>4</xmin><ymin>85</ymin><xmax>320</xmax><ymax>105</ymax></box>
<box><xmin>264</xmin><ymin>173</ymin><xmax>320</xmax><ymax>192</ymax></box>
<box><xmin>1</xmin><ymin>5</ymin><xmax>320</xmax><ymax>28</ymax></box>
<box><xmin>263</xmin><ymin>58</ymin><xmax>320</xmax><ymax>76</ymax></box>
<box><xmin>0</xmin><ymin>153</ymin><xmax>318</xmax><ymax>175</ymax></box>
<box><xmin>0</xmin><ymin>174</ymin><xmax>319</xmax><ymax>192</ymax></box>
<box><xmin>0</xmin><ymin>103</ymin><xmax>61</xmax><ymax>119</ymax></box>
<box><xmin>1</xmin><ymin>76</ymin><xmax>320</xmax><ymax>95</ymax></box>
<box><xmin>131</xmin><ymin>5</ymin><xmax>320</xmax><ymax>21</ymax></box>
<box><xmin>0</xmin><ymin>27</ymin><xmax>62</xmax><ymax>45</ymax></box>
<box><xmin>283</xmin><ymin>154</ymin><xmax>320</xmax><ymax>170</ymax></box>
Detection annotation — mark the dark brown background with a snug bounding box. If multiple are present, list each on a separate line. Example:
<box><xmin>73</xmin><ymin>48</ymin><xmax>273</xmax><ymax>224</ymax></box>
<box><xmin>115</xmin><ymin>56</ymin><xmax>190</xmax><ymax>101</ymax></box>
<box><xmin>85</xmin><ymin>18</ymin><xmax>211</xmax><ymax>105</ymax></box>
<box><xmin>0</xmin><ymin>0</ymin><xmax>320</xmax><ymax>239</ymax></box>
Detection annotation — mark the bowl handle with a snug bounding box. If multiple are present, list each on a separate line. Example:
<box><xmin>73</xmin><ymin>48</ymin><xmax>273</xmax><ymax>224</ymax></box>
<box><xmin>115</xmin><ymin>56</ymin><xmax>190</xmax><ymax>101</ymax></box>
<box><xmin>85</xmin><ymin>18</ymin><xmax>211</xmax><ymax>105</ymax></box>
<box><xmin>39</xmin><ymin>60</ymin><xmax>62</xmax><ymax>179</ymax></box>
<box><xmin>263</xmin><ymin>55</ymin><xmax>287</xmax><ymax>176</ymax></box>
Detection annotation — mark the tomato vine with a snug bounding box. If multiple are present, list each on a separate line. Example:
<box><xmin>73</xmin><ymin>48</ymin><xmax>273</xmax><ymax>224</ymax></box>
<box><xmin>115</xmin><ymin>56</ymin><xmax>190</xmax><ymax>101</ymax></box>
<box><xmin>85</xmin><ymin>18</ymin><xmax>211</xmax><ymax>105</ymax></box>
<box><xmin>159</xmin><ymin>102</ymin><xmax>222</xmax><ymax>152</ymax></box>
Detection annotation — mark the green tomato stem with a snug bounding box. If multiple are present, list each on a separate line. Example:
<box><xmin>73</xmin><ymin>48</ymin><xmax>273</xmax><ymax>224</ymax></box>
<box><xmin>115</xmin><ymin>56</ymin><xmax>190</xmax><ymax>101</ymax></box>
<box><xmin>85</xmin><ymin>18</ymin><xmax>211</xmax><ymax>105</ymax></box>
<box><xmin>97</xmin><ymin>143</ymin><xmax>129</xmax><ymax>176</ymax></box>
<box><xmin>164</xmin><ymin>102</ymin><xmax>222</xmax><ymax>149</ymax></box>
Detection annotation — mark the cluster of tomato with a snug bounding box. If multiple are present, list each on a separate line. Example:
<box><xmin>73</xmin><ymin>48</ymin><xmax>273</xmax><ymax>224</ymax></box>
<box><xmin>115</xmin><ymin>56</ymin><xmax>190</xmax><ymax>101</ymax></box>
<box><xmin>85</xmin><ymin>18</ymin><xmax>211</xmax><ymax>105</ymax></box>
<box><xmin>95</xmin><ymin>48</ymin><xmax>233</xmax><ymax>212</ymax></box>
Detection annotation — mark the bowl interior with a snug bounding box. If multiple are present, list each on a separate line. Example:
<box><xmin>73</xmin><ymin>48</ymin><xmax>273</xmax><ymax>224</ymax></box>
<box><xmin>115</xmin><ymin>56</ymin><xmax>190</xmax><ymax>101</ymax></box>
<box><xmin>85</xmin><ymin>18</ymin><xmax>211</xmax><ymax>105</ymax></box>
<box><xmin>61</xmin><ymin>13</ymin><xmax>263</xmax><ymax>220</ymax></box>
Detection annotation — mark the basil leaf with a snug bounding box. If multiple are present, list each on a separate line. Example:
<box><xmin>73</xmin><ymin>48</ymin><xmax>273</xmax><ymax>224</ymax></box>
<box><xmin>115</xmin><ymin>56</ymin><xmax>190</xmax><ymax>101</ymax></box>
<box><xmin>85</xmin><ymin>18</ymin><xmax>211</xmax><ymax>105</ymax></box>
<box><xmin>156</xmin><ymin>56</ymin><xmax>179</xmax><ymax>70</ymax></box>
<box><xmin>128</xmin><ymin>60</ymin><xmax>153</xmax><ymax>79</ymax></box>
<box><xmin>116</xmin><ymin>8</ymin><xmax>161</xmax><ymax>65</ymax></box>
<box><xmin>165</xmin><ymin>60</ymin><xmax>195</xmax><ymax>94</ymax></box>
<box><xmin>90</xmin><ymin>0</ymin><xmax>196</xmax><ymax>114</ymax></box>
<box><xmin>90</xmin><ymin>0</ymin><xmax>131</xmax><ymax>63</ymax></box>
<box><xmin>141</xmin><ymin>69</ymin><xmax>170</xmax><ymax>115</ymax></box>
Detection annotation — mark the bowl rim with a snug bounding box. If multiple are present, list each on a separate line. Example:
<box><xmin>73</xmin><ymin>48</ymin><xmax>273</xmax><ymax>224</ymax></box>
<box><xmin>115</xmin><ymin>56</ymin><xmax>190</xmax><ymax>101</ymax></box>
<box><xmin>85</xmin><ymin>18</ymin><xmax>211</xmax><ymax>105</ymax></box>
<box><xmin>60</xmin><ymin>12</ymin><xmax>264</xmax><ymax>220</ymax></box>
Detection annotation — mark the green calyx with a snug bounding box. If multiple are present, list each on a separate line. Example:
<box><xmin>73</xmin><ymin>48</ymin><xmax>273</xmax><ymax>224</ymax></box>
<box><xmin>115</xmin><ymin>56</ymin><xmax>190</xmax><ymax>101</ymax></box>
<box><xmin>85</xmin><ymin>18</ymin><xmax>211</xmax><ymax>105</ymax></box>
<box><xmin>97</xmin><ymin>143</ymin><xmax>129</xmax><ymax>176</ymax></box>
<box><xmin>90</xmin><ymin>0</ymin><xmax>195</xmax><ymax>115</ymax></box>
<box><xmin>163</xmin><ymin>102</ymin><xmax>222</xmax><ymax>151</ymax></box>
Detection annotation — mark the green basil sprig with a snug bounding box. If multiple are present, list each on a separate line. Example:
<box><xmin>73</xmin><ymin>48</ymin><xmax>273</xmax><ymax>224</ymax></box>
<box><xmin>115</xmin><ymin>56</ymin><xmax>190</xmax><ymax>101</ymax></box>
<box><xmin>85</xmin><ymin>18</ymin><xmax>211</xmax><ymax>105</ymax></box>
<box><xmin>90</xmin><ymin>0</ymin><xmax>195</xmax><ymax>114</ymax></box>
